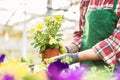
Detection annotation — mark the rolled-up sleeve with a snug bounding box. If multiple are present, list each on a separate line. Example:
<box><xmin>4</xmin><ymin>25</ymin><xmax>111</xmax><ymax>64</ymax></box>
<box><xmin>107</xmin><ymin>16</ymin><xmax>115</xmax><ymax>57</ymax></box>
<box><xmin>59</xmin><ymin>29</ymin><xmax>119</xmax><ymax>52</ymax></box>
<box><xmin>72</xmin><ymin>0</ymin><xmax>89</xmax><ymax>50</ymax></box>
<box><xmin>93</xmin><ymin>19</ymin><xmax>120</xmax><ymax>65</ymax></box>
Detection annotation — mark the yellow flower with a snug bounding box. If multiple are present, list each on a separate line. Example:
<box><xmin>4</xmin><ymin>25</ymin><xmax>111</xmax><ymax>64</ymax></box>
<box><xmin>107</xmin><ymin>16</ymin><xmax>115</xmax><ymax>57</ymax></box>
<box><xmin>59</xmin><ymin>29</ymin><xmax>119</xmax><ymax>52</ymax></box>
<box><xmin>44</xmin><ymin>16</ymin><xmax>51</xmax><ymax>22</ymax></box>
<box><xmin>53</xmin><ymin>15</ymin><xmax>63</xmax><ymax>23</ymax></box>
<box><xmin>38</xmin><ymin>70</ymin><xmax>48</xmax><ymax>80</ymax></box>
<box><xmin>0</xmin><ymin>60</ymin><xmax>29</xmax><ymax>77</ymax></box>
<box><xmin>49</xmin><ymin>35</ymin><xmax>57</xmax><ymax>45</ymax></box>
<box><xmin>29</xmin><ymin>28</ymin><xmax>35</xmax><ymax>34</ymax></box>
<box><xmin>36</xmin><ymin>23</ymin><xmax>44</xmax><ymax>30</ymax></box>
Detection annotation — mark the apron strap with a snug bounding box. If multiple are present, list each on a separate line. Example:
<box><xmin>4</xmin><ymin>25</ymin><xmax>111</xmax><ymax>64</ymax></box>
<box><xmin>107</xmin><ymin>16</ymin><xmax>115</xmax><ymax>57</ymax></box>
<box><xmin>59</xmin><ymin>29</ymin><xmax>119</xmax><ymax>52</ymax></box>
<box><xmin>112</xmin><ymin>0</ymin><xmax>118</xmax><ymax>11</ymax></box>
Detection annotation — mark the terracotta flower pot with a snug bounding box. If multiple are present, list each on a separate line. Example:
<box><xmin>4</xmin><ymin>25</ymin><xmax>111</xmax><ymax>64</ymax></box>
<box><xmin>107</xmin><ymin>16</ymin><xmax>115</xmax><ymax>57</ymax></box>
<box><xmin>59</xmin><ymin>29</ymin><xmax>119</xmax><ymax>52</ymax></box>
<box><xmin>41</xmin><ymin>48</ymin><xmax>59</xmax><ymax>61</ymax></box>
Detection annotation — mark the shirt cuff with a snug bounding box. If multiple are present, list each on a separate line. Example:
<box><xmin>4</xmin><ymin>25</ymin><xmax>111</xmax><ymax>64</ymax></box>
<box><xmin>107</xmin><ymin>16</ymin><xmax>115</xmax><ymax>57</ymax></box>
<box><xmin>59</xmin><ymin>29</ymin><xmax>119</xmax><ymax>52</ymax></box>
<box><xmin>72</xmin><ymin>41</ymin><xmax>82</xmax><ymax>52</ymax></box>
<box><xmin>92</xmin><ymin>40</ymin><xmax>117</xmax><ymax>66</ymax></box>
<box><xmin>72</xmin><ymin>38</ymin><xmax>82</xmax><ymax>51</ymax></box>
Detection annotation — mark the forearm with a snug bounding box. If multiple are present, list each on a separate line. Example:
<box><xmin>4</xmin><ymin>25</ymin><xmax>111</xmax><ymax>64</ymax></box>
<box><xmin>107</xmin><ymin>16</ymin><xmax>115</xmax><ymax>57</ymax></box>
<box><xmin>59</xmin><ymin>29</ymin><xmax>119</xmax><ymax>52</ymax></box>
<box><xmin>54</xmin><ymin>48</ymin><xmax>101</xmax><ymax>64</ymax></box>
<box><xmin>77</xmin><ymin>48</ymin><xmax>101</xmax><ymax>61</ymax></box>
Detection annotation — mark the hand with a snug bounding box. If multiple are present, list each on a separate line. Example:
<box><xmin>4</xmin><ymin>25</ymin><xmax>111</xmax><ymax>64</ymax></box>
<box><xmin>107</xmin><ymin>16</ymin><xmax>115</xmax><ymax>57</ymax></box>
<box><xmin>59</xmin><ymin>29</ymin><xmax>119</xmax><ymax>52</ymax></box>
<box><xmin>53</xmin><ymin>53</ymin><xmax>80</xmax><ymax>64</ymax></box>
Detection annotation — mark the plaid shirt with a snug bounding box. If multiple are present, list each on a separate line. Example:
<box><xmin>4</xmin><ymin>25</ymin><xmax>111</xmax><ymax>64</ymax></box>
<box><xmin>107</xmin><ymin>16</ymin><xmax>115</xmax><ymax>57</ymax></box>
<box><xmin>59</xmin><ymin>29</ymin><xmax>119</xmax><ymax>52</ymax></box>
<box><xmin>72</xmin><ymin>0</ymin><xmax>120</xmax><ymax>65</ymax></box>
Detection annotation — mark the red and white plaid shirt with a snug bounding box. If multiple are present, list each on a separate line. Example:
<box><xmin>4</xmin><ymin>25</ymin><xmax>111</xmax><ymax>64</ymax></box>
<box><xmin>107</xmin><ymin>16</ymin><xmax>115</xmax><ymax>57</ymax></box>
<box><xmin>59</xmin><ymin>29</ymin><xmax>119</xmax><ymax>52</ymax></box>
<box><xmin>72</xmin><ymin>0</ymin><xmax>120</xmax><ymax>65</ymax></box>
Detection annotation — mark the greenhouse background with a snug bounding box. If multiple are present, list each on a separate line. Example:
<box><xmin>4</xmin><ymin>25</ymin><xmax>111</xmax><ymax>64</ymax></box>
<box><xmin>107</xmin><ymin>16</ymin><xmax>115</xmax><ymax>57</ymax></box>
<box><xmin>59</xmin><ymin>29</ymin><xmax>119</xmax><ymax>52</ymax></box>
<box><xmin>0</xmin><ymin>0</ymin><xmax>80</xmax><ymax>64</ymax></box>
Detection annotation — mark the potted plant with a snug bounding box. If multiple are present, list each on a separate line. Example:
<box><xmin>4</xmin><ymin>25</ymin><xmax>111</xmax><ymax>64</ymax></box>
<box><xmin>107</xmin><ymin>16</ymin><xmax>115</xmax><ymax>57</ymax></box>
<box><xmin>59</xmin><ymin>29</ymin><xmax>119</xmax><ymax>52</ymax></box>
<box><xmin>29</xmin><ymin>15</ymin><xmax>66</xmax><ymax>61</ymax></box>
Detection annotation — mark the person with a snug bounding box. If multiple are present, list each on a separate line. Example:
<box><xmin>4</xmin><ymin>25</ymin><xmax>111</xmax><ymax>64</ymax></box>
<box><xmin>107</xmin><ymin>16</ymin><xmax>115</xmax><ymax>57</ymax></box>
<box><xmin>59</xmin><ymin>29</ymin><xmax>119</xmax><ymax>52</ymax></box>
<box><xmin>54</xmin><ymin>0</ymin><xmax>120</xmax><ymax>68</ymax></box>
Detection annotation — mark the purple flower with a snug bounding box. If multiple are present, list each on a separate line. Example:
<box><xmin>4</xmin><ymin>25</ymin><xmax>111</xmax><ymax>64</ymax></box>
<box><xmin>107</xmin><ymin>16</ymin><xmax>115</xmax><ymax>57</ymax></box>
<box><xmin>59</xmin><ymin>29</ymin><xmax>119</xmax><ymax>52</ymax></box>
<box><xmin>114</xmin><ymin>65</ymin><xmax>120</xmax><ymax>80</ymax></box>
<box><xmin>47</xmin><ymin>59</ymin><xmax>69</xmax><ymax>80</ymax></box>
<box><xmin>47</xmin><ymin>59</ymin><xmax>88</xmax><ymax>80</ymax></box>
<box><xmin>2</xmin><ymin>74</ymin><xmax>14</xmax><ymax>80</ymax></box>
<box><xmin>58</xmin><ymin>64</ymin><xmax>88</xmax><ymax>80</ymax></box>
<box><xmin>0</xmin><ymin>54</ymin><xmax>5</xmax><ymax>63</ymax></box>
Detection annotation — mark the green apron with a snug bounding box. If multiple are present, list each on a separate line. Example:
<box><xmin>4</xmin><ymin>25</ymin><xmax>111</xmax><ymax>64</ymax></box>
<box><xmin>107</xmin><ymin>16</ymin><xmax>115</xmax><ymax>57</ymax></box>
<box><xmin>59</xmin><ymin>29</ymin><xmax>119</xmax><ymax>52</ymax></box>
<box><xmin>81</xmin><ymin>0</ymin><xmax>119</xmax><ymax>67</ymax></box>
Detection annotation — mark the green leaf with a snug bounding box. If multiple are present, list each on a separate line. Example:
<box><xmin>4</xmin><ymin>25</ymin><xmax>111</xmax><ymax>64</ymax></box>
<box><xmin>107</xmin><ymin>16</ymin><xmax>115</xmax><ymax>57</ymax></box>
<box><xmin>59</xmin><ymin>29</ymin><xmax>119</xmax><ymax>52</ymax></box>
<box><xmin>56</xmin><ymin>33</ymin><xmax>63</xmax><ymax>37</ymax></box>
<box><xmin>33</xmin><ymin>44</ymin><xmax>39</xmax><ymax>48</ymax></box>
<box><xmin>56</xmin><ymin>38</ymin><xmax>62</xmax><ymax>41</ymax></box>
<box><xmin>40</xmin><ymin>45</ymin><xmax>46</xmax><ymax>52</ymax></box>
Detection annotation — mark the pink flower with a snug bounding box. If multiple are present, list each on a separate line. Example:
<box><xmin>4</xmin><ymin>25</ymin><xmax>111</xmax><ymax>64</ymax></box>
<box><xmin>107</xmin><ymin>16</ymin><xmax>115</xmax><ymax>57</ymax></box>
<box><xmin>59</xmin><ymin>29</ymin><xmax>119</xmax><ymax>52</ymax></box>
<box><xmin>2</xmin><ymin>74</ymin><xmax>14</xmax><ymax>80</ymax></box>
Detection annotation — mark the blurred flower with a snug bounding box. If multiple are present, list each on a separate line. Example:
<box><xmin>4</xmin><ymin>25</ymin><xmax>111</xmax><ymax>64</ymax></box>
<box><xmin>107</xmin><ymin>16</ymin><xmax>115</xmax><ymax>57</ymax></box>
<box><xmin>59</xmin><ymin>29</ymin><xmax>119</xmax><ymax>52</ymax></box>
<box><xmin>29</xmin><ymin>28</ymin><xmax>35</xmax><ymax>34</ymax></box>
<box><xmin>44</xmin><ymin>16</ymin><xmax>51</xmax><ymax>23</ymax></box>
<box><xmin>58</xmin><ymin>64</ymin><xmax>88</xmax><ymax>80</ymax></box>
<box><xmin>114</xmin><ymin>65</ymin><xmax>120</xmax><ymax>80</ymax></box>
<box><xmin>53</xmin><ymin>15</ymin><xmax>64</xmax><ymax>23</ymax></box>
<box><xmin>47</xmin><ymin>59</ymin><xmax>69</xmax><ymax>80</ymax></box>
<box><xmin>35</xmin><ymin>23</ymin><xmax>44</xmax><ymax>30</ymax></box>
<box><xmin>48</xmin><ymin>59</ymin><xmax>69</xmax><ymax>75</ymax></box>
<box><xmin>0</xmin><ymin>60</ymin><xmax>29</xmax><ymax>77</ymax></box>
<box><xmin>38</xmin><ymin>70</ymin><xmax>48</xmax><ymax>80</ymax></box>
<box><xmin>0</xmin><ymin>54</ymin><xmax>5</xmax><ymax>63</ymax></box>
<box><xmin>47</xmin><ymin>59</ymin><xmax>88</xmax><ymax>80</ymax></box>
<box><xmin>2</xmin><ymin>74</ymin><xmax>14</xmax><ymax>80</ymax></box>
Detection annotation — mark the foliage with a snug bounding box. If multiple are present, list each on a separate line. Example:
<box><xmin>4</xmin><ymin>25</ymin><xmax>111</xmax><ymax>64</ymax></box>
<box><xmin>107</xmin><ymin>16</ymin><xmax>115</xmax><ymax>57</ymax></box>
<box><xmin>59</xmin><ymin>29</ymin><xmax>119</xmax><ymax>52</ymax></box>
<box><xmin>29</xmin><ymin>15</ymin><xmax>65</xmax><ymax>54</ymax></box>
